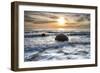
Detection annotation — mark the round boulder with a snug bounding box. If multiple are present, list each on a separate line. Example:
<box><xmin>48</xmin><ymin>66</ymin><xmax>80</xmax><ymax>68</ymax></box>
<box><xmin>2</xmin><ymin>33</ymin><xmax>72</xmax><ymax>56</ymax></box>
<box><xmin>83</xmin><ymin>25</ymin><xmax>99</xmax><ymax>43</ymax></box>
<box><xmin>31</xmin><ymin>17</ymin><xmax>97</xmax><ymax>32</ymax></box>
<box><xmin>55</xmin><ymin>34</ymin><xmax>68</xmax><ymax>41</ymax></box>
<box><xmin>41</xmin><ymin>33</ymin><xmax>46</xmax><ymax>36</ymax></box>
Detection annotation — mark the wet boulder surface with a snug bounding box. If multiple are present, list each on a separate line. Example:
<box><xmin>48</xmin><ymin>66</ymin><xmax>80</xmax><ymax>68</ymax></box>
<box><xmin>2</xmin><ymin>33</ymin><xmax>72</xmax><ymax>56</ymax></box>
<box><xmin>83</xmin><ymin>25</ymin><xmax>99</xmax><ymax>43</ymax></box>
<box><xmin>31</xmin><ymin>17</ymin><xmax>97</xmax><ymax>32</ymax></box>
<box><xmin>55</xmin><ymin>34</ymin><xmax>69</xmax><ymax>42</ymax></box>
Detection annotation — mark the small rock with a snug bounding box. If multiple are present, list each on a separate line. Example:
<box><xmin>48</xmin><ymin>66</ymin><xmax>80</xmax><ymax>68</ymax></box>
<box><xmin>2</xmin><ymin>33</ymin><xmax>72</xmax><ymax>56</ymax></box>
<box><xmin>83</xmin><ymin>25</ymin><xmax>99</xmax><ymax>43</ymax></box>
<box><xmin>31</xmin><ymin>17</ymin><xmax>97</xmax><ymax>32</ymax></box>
<box><xmin>41</xmin><ymin>33</ymin><xmax>46</xmax><ymax>36</ymax></box>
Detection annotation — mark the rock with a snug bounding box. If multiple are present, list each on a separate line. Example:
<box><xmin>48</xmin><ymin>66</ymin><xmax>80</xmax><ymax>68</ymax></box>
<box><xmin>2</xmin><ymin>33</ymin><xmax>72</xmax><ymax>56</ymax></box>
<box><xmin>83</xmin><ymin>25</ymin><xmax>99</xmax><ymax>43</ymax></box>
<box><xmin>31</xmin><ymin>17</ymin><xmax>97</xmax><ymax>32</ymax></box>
<box><xmin>41</xmin><ymin>33</ymin><xmax>46</xmax><ymax>36</ymax></box>
<box><xmin>55</xmin><ymin>34</ymin><xmax>68</xmax><ymax>41</ymax></box>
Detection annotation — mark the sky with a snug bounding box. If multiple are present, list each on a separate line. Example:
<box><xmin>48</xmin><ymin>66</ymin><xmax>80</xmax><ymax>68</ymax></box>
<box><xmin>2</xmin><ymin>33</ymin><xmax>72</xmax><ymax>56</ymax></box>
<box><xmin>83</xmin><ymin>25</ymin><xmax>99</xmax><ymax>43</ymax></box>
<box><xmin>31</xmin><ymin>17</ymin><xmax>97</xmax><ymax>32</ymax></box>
<box><xmin>24</xmin><ymin>11</ymin><xmax>90</xmax><ymax>31</ymax></box>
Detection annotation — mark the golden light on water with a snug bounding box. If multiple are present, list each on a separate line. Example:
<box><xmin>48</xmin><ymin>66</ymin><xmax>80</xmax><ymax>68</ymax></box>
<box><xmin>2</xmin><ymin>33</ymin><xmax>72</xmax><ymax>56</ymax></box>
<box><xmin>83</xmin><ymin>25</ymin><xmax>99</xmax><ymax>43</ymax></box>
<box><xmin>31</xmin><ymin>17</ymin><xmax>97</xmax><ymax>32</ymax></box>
<box><xmin>58</xmin><ymin>28</ymin><xmax>65</xmax><ymax>31</ymax></box>
<box><xmin>57</xmin><ymin>17</ymin><xmax>66</xmax><ymax>26</ymax></box>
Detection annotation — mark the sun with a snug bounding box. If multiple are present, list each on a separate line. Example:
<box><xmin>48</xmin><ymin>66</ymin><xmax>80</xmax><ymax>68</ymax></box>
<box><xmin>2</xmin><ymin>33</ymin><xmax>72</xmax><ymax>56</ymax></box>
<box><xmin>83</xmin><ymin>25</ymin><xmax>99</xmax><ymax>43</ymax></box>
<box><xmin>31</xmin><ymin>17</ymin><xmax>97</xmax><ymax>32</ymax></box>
<box><xmin>57</xmin><ymin>17</ymin><xmax>66</xmax><ymax>26</ymax></box>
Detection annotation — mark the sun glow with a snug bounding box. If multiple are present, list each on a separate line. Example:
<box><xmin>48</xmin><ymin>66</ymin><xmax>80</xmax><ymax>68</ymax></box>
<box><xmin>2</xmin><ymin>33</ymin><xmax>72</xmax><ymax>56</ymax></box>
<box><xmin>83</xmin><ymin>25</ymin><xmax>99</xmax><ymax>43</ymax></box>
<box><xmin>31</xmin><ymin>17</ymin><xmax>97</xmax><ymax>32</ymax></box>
<box><xmin>57</xmin><ymin>17</ymin><xmax>66</xmax><ymax>26</ymax></box>
<box><xmin>58</xmin><ymin>28</ymin><xmax>65</xmax><ymax>31</ymax></box>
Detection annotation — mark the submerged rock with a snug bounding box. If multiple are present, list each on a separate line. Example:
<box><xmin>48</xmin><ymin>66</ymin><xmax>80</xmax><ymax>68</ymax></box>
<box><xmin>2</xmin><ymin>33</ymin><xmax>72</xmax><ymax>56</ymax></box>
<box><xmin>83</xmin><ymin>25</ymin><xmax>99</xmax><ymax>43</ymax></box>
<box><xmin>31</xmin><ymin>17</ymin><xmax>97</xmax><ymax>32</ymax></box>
<box><xmin>55</xmin><ymin>34</ymin><xmax>69</xmax><ymax>42</ymax></box>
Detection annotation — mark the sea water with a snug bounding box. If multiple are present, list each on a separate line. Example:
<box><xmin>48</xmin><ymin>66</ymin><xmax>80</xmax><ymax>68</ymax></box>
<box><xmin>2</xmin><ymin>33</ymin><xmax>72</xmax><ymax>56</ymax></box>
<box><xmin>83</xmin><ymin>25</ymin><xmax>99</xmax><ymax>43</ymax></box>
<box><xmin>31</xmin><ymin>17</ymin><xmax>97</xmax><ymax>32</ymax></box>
<box><xmin>24</xmin><ymin>30</ymin><xmax>90</xmax><ymax>61</ymax></box>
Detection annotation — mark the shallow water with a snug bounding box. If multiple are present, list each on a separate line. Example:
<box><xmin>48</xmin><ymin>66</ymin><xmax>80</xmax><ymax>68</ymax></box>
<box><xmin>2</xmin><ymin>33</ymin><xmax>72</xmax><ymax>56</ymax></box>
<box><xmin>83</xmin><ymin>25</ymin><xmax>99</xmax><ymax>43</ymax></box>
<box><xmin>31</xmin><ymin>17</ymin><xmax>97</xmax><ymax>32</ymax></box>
<box><xmin>24</xmin><ymin>31</ymin><xmax>90</xmax><ymax>61</ymax></box>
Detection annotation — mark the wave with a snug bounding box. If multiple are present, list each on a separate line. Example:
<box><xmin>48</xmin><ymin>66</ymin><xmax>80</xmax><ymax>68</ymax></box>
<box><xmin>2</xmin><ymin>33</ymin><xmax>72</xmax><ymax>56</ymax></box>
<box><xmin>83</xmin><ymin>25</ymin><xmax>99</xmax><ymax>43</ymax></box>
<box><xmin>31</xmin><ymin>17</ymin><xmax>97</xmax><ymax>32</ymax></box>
<box><xmin>24</xmin><ymin>31</ymin><xmax>90</xmax><ymax>38</ymax></box>
<box><xmin>24</xmin><ymin>31</ymin><xmax>90</xmax><ymax>61</ymax></box>
<box><xmin>24</xmin><ymin>41</ymin><xmax>90</xmax><ymax>61</ymax></box>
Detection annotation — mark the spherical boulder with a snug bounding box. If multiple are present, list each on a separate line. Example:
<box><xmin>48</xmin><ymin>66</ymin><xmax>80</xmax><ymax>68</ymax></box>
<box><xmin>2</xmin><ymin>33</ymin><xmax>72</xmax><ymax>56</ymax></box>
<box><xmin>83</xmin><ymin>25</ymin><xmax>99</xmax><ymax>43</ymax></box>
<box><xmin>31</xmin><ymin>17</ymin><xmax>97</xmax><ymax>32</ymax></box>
<box><xmin>55</xmin><ymin>34</ymin><xmax>68</xmax><ymax>41</ymax></box>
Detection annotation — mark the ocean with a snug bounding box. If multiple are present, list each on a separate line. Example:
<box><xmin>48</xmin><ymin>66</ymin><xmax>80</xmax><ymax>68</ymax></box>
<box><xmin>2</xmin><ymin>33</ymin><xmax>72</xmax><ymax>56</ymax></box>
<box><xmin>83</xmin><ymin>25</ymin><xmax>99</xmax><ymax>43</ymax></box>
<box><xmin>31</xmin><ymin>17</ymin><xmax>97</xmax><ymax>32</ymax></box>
<box><xmin>24</xmin><ymin>30</ymin><xmax>90</xmax><ymax>62</ymax></box>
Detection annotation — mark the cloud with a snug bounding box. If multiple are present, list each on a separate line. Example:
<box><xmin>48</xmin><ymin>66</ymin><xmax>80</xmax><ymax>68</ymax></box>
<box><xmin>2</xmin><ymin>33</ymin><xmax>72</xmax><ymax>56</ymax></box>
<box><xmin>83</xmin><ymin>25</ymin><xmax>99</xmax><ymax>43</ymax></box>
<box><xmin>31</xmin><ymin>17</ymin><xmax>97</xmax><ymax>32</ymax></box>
<box><xmin>25</xmin><ymin>11</ymin><xmax>90</xmax><ymax>24</ymax></box>
<box><xmin>24</xmin><ymin>11</ymin><xmax>90</xmax><ymax>31</ymax></box>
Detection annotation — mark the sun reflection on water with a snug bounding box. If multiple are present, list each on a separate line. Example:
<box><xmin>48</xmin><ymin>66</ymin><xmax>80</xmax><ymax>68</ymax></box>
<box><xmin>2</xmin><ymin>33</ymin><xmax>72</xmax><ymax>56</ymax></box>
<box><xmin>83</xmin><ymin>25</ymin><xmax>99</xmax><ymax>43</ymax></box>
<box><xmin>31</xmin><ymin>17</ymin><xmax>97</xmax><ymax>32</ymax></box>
<box><xmin>57</xmin><ymin>28</ymin><xmax>66</xmax><ymax>32</ymax></box>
